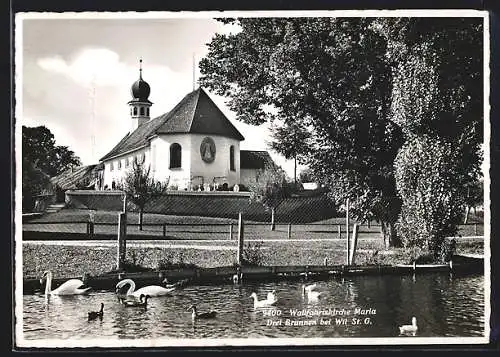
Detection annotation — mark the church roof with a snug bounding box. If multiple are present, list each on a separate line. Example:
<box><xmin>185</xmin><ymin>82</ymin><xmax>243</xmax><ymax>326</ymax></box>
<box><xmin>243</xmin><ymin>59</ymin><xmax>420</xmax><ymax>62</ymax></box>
<box><xmin>240</xmin><ymin>150</ymin><xmax>276</xmax><ymax>170</ymax></box>
<box><xmin>100</xmin><ymin>88</ymin><xmax>245</xmax><ymax>161</ymax></box>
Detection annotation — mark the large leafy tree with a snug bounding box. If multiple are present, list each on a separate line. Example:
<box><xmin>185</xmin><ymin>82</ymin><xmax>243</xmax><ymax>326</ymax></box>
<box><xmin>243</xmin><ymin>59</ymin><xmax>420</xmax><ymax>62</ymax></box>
<box><xmin>200</xmin><ymin>17</ymin><xmax>403</xmax><ymax>246</ymax></box>
<box><xmin>395</xmin><ymin>136</ymin><xmax>465</xmax><ymax>261</ymax></box>
<box><xmin>119</xmin><ymin>162</ymin><xmax>169</xmax><ymax>230</ymax></box>
<box><xmin>268</xmin><ymin>121</ymin><xmax>311</xmax><ymax>183</ymax></box>
<box><xmin>23</xmin><ymin>125</ymin><xmax>81</xmax><ymax>177</ymax></box>
<box><xmin>22</xmin><ymin>125</ymin><xmax>82</xmax><ymax>212</ymax></box>
<box><xmin>387</xmin><ymin>18</ymin><xmax>483</xmax><ymax>255</ymax></box>
<box><xmin>247</xmin><ymin>164</ymin><xmax>291</xmax><ymax>230</ymax></box>
<box><xmin>22</xmin><ymin>157</ymin><xmax>51</xmax><ymax>212</ymax></box>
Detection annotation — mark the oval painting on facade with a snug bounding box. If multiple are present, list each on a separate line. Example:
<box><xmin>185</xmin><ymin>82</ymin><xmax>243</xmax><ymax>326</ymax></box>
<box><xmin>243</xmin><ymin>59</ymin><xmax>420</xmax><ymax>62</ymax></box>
<box><xmin>200</xmin><ymin>137</ymin><xmax>216</xmax><ymax>163</ymax></box>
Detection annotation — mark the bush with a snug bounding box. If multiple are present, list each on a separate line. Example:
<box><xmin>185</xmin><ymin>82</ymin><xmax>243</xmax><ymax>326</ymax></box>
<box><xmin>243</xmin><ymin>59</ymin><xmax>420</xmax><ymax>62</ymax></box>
<box><xmin>242</xmin><ymin>240</ymin><xmax>264</xmax><ymax>266</ymax></box>
<box><xmin>394</xmin><ymin>136</ymin><xmax>464</xmax><ymax>260</ymax></box>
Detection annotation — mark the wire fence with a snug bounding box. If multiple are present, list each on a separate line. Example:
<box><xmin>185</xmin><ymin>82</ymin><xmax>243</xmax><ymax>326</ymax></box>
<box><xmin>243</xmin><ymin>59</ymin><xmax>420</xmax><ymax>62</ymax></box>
<box><xmin>22</xmin><ymin>219</ymin><xmax>485</xmax><ymax>241</ymax></box>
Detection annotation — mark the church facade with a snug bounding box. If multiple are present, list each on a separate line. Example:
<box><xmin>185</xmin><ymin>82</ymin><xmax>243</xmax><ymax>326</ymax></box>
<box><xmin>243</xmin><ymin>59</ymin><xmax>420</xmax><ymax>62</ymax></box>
<box><xmin>99</xmin><ymin>63</ymin><xmax>274</xmax><ymax>191</ymax></box>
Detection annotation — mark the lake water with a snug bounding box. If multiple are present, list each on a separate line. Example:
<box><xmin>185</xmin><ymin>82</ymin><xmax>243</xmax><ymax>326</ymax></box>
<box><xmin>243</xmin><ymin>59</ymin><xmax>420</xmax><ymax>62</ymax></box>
<box><xmin>21</xmin><ymin>273</ymin><xmax>485</xmax><ymax>342</ymax></box>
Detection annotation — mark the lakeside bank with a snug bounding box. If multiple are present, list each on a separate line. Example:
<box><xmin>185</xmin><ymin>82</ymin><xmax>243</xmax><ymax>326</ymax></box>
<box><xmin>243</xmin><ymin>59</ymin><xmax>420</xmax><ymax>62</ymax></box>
<box><xmin>22</xmin><ymin>237</ymin><xmax>483</xmax><ymax>280</ymax></box>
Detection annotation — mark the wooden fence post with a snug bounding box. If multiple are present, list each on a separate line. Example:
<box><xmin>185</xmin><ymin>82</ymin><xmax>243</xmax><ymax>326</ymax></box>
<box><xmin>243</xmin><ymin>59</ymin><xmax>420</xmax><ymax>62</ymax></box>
<box><xmin>474</xmin><ymin>223</ymin><xmax>478</xmax><ymax>235</ymax></box>
<box><xmin>349</xmin><ymin>223</ymin><xmax>359</xmax><ymax>265</ymax></box>
<box><xmin>287</xmin><ymin>223</ymin><xmax>292</xmax><ymax>239</ymax></box>
<box><xmin>346</xmin><ymin>198</ymin><xmax>350</xmax><ymax>266</ymax></box>
<box><xmin>237</xmin><ymin>213</ymin><xmax>244</xmax><ymax>265</ymax></box>
<box><xmin>338</xmin><ymin>225</ymin><xmax>341</xmax><ymax>239</ymax></box>
<box><xmin>229</xmin><ymin>223</ymin><xmax>233</xmax><ymax>240</ymax></box>
<box><xmin>163</xmin><ymin>224</ymin><xmax>166</xmax><ymax>237</ymax></box>
<box><xmin>117</xmin><ymin>212</ymin><xmax>127</xmax><ymax>270</ymax></box>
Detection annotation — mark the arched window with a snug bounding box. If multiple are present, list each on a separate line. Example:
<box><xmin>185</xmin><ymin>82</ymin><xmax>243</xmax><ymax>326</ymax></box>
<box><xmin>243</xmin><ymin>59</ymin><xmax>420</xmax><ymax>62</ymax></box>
<box><xmin>229</xmin><ymin>145</ymin><xmax>235</xmax><ymax>171</ymax></box>
<box><xmin>133</xmin><ymin>107</ymin><xmax>138</xmax><ymax>116</ymax></box>
<box><xmin>170</xmin><ymin>143</ymin><xmax>182</xmax><ymax>169</ymax></box>
<box><xmin>146</xmin><ymin>107</ymin><xmax>150</xmax><ymax>116</ymax></box>
<box><xmin>140</xmin><ymin>107</ymin><xmax>145</xmax><ymax>116</ymax></box>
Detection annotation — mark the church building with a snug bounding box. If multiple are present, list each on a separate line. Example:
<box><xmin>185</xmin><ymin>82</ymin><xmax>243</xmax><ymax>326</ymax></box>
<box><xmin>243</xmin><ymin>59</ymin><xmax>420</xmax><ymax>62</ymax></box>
<box><xmin>99</xmin><ymin>61</ymin><xmax>275</xmax><ymax>191</ymax></box>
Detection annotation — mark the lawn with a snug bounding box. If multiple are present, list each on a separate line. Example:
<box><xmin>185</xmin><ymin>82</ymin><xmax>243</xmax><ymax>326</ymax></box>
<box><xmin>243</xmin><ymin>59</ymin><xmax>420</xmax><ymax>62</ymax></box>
<box><xmin>21</xmin><ymin>208</ymin><xmax>485</xmax><ymax>279</ymax></box>
<box><xmin>23</xmin><ymin>209</ymin><xmax>485</xmax><ymax>241</ymax></box>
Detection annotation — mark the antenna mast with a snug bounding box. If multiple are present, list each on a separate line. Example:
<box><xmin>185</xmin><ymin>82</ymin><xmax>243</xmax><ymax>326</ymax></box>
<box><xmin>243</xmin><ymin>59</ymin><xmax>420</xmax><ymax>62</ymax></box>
<box><xmin>89</xmin><ymin>75</ymin><xmax>96</xmax><ymax>163</ymax></box>
<box><xmin>192</xmin><ymin>53</ymin><xmax>196</xmax><ymax>91</ymax></box>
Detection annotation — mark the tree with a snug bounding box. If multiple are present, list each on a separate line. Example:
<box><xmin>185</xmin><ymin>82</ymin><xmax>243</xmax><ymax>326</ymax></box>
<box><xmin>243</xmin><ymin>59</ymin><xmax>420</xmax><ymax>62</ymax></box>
<box><xmin>386</xmin><ymin>18</ymin><xmax>483</xmax><ymax>198</ymax></box>
<box><xmin>395</xmin><ymin>136</ymin><xmax>465</xmax><ymax>261</ymax></box>
<box><xmin>119</xmin><ymin>162</ymin><xmax>169</xmax><ymax>230</ymax></box>
<box><xmin>200</xmin><ymin>17</ymin><xmax>403</xmax><ymax>246</ymax></box>
<box><xmin>247</xmin><ymin>164</ymin><xmax>291</xmax><ymax>230</ymax></box>
<box><xmin>22</xmin><ymin>125</ymin><xmax>81</xmax><ymax>212</ymax></box>
<box><xmin>23</xmin><ymin>126</ymin><xmax>81</xmax><ymax>177</ymax></box>
<box><xmin>298</xmin><ymin>167</ymin><xmax>315</xmax><ymax>183</ymax></box>
<box><xmin>22</xmin><ymin>157</ymin><xmax>50</xmax><ymax>212</ymax></box>
<box><xmin>268</xmin><ymin>121</ymin><xmax>311</xmax><ymax>183</ymax></box>
<box><xmin>387</xmin><ymin>18</ymin><xmax>483</xmax><ymax>249</ymax></box>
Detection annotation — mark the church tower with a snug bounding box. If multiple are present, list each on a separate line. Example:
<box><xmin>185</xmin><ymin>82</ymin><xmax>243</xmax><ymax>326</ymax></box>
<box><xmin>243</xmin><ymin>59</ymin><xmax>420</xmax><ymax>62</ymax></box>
<box><xmin>128</xmin><ymin>59</ymin><xmax>152</xmax><ymax>132</ymax></box>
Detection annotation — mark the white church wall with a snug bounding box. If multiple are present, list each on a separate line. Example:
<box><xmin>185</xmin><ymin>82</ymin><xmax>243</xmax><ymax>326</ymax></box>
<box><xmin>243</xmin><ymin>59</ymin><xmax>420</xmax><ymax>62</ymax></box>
<box><xmin>189</xmin><ymin>134</ymin><xmax>240</xmax><ymax>190</ymax></box>
<box><xmin>151</xmin><ymin>134</ymin><xmax>192</xmax><ymax>190</ymax></box>
<box><xmin>102</xmin><ymin>146</ymin><xmax>150</xmax><ymax>189</ymax></box>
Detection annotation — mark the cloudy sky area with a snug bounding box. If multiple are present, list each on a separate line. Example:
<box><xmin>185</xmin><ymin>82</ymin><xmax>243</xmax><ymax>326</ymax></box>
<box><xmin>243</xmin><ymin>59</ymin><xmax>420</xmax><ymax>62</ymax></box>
<box><xmin>19</xmin><ymin>14</ymin><xmax>304</xmax><ymax>178</ymax></box>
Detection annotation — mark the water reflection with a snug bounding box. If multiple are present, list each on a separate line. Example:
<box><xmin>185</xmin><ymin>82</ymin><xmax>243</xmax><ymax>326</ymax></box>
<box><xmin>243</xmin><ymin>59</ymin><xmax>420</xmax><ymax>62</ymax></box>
<box><xmin>22</xmin><ymin>273</ymin><xmax>485</xmax><ymax>340</ymax></box>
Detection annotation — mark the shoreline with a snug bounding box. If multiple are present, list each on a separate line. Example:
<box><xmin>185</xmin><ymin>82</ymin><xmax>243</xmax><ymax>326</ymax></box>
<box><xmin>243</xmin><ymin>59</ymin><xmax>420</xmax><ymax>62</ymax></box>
<box><xmin>21</xmin><ymin>238</ymin><xmax>484</xmax><ymax>281</ymax></box>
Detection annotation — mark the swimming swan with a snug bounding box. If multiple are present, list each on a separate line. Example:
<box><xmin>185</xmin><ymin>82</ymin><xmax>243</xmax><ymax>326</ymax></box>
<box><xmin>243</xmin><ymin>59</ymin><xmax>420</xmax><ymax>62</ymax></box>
<box><xmin>399</xmin><ymin>317</ymin><xmax>418</xmax><ymax>336</ymax></box>
<box><xmin>122</xmin><ymin>294</ymin><xmax>150</xmax><ymax>308</ymax></box>
<box><xmin>41</xmin><ymin>271</ymin><xmax>91</xmax><ymax>296</ymax></box>
<box><xmin>250</xmin><ymin>292</ymin><xmax>278</xmax><ymax>308</ymax></box>
<box><xmin>302</xmin><ymin>284</ymin><xmax>323</xmax><ymax>301</ymax></box>
<box><xmin>88</xmin><ymin>303</ymin><xmax>104</xmax><ymax>321</ymax></box>
<box><xmin>115</xmin><ymin>278</ymin><xmax>175</xmax><ymax>298</ymax></box>
<box><xmin>303</xmin><ymin>283</ymin><xmax>317</xmax><ymax>292</ymax></box>
<box><xmin>267</xmin><ymin>290</ymin><xmax>277</xmax><ymax>302</ymax></box>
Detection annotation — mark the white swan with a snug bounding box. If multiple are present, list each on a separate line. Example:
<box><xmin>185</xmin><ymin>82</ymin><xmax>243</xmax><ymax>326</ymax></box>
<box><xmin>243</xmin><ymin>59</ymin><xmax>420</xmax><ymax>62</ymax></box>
<box><xmin>40</xmin><ymin>271</ymin><xmax>90</xmax><ymax>296</ymax></box>
<box><xmin>302</xmin><ymin>284</ymin><xmax>323</xmax><ymax>302</ymax></box>
<box><xmin>250</xmin><ymin>292</ymin><xmax>277</xmax><ymax>308</ymax></box>
<box><xmin>399</xmin><ymin>317</ymin><xmax>418</xmax><ymax>336</ymax></box>
<box><xmin>303</xmin><ymin>283</ymin><xmax>317</xmax><ymax>293</ymax></box>
<box><xmin>115</xmin><ymin>278</ymin><xmax>175</xmax><ymax>298</ymax></box>
<box><xmin>267</xmin><ymin>290</ymin><xmax>277</xmax><ymax>302</ymax></box>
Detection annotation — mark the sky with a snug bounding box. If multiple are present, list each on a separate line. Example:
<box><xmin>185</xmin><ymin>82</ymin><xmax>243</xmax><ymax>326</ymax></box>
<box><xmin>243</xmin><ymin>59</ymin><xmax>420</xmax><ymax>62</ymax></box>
<box><xmin>17</xmin><ymin>14</ymin><xmax>305</xmax><ymax>179</ymax></box>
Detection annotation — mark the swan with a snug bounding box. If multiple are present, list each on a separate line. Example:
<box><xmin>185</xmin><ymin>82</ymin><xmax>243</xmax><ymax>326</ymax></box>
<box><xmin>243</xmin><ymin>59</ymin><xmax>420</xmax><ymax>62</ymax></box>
<box><xmin>267</xmin><ymin>290</ymin><xmax>277</xmax><ymax>302</ymax></box>
<box><xmin>188</xmin><ymin>305</ymin><xmax>217</xmax><ymax>319</ymax></box>
<box><xmin>122</xmin><ymin>294</ymin><xmax>150</xmax><ymax>308</ymax></box>
<box><xmin>232</xmin><ymin>267</ymin><xmax>243</xmax><ymax>284</ymax></box>
<box><xmin>115</xmin><ymin>278</ymin><xmax>175</xmax><ymax>298</ymax></box>
<box><xmin>399</xmin><ymin>317</ymin><xmax>418</xmax><ymax>336</ymax></box>
<box><xmin>302</xmin><ymin>284</ymin><xmax>324</xmax><ymax>302</ymax></box>
<box><xmin>250</xmin><ymin>292</ymin><xmax>277</xmax><ymax>308</ymax></box>
<box><xmin>162</xmin><ymin>278</ymin><xmax>190</xmax><ymax>289</ymax></box>
<box><xmin>303</xmin><ymin>283</ymin><xmax>317</xmax><ymax>293</ymax></box>
<box><xmin>40</xmin><ymin>271</ymin><xmax>91</xmax><ymax>296</ymax></box>
<box><xmin>88</xmin><ymin>303</ymin><xmax>104</xmax><ymax>321</ymax></box>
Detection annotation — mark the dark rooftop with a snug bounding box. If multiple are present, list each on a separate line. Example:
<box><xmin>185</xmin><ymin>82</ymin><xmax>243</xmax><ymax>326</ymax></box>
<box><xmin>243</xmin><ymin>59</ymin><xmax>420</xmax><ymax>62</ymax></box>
<box><xmin>100</xmin><ymin>88</ymin><xmax>245</xmax><ymax>161</ymax></box>
<box><xmin>240</xmin><ymin>150</ymin><xmax>275</xmax><ymax>170</ymax></box>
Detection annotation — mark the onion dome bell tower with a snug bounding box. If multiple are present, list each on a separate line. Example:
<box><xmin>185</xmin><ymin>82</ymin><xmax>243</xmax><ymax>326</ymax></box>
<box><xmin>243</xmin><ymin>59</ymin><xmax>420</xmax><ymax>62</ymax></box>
<box><xmin>128</xmin><ymin>58</ymin><xmax>153</xmax><ymax>132</ymax></box>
